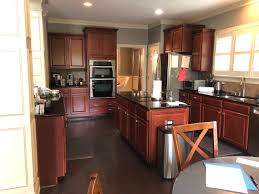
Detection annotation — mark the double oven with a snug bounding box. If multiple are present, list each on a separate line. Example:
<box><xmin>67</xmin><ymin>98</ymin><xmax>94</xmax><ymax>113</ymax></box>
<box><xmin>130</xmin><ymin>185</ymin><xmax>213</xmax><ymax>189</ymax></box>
<box><xmin>89</xmin><ymin>59</ymin><xmax>116</xmax><ymax>98</ymax></box>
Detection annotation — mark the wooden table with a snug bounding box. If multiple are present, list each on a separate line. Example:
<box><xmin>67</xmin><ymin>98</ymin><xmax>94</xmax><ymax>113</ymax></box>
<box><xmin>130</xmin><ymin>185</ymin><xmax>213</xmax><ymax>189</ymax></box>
<box><xmin>172</xmin><ymin>156</ymin><xmax>259</xmax><ymax>194</ymax></box>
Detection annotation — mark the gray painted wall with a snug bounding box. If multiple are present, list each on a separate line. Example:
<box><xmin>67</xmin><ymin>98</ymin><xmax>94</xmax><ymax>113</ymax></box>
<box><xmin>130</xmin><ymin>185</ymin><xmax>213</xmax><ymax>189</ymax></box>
<box><xmin>148</xmin><ymin>25</ymin><xmax>161</xmax><ymax>44</ymax></box>
<box><xmin>198</xmin><ymin>2</ymin><xmax>259</xmax><ymax>29</ymax></box>
<box><xmin>47</xmin><ymin>23</ymin><xmax>148</xmax><ymax>45</ymax></box>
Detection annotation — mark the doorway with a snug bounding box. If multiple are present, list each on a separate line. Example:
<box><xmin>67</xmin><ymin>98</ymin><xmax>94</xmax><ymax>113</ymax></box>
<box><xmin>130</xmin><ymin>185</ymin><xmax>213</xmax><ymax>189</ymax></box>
<box><xmin>147</xmin><ymin>43</ymin><xmax>160</xmax><ymax>94</ymax></box>
<box><xmin>117</xmin><ymin>45</ymin><xmax>147</xmax><ymax>92</ymax></box>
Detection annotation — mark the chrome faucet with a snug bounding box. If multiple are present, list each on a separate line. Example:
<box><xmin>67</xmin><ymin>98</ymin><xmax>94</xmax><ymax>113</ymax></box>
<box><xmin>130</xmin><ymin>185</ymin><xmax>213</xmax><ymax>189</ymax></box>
<box><xmin>240</xmin><ymin>77</ymin><xmax>246</xmax><ymax>97</ymax></box>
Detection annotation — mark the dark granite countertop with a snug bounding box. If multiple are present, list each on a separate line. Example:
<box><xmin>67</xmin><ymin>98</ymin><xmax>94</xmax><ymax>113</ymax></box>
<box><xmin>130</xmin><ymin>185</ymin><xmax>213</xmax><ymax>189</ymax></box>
<box><xmin>35</xmin><ymin>97</ymin><xmax>65</xmax><ymax>117</ymax></box>
<box><xmin>181</xmin><ymin>89</ymin><xmax>259</xmax><ymax>107</ymax></box>
<box><xmin>117</xmin><ymin>92</ymin><xmax>189</xmax><ymax>110</ymax></box>
<box><xmin>51</xmin><ymin>85</ymin><xmax>88</xmax><ymax>89</ymax></box>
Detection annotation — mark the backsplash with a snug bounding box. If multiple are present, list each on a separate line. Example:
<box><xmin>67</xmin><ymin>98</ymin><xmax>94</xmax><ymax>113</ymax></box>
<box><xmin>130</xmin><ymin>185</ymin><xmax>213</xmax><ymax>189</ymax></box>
<box><xmin>222</xmin><ymin>81</ymin><xmax>259</xmax><ymax>98</ymax></box>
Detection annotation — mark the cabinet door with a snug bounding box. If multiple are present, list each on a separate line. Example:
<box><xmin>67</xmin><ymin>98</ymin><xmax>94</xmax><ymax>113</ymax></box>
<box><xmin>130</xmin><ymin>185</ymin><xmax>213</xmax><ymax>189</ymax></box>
<box><xmin>120</xmin><ymin>107</ymin><xmax>128</xmax><ymax>139</ymax></box>
<box><xmin>63</xmin><ymin>94</ymin><xmax>71</xmax><ymax>115</ymax></box>
<box><xmin>190</xmin><ymin>101</ymin><xmax>202</xmax><ymax>123</ymax></box>
<box><xmin>49</xmin><ymin>35</ymin><xmax>68</xmax><ymax>69</ymax></box>
<box><xmin>164</xmin><ymin>30</ymin><xmax>172</xmax><ymax>53</ymax></box>
<box><xmin>115</xmin><ymin>104</ymin><xmax>121</xmax><ymax>130</ymax></box>
<box><xmin>222</xmin><ymin>109</ymin><xmax>249</xmax><ymax>150</ymax></box>
<box><xmin>103</xmin><ymin>31</ymin><xmax>117</xmax><ymax>59</ymax></box>
<box><xmin>128</xmin><ymin>114</ymin><xmax>136</xmax><ymax>148</ymax></box>
<box><xmin>136</xmin><ymin>119</ymin><xmax>148</xmax><ymax>161</ymax></box>
<box><xmin>70</xmin><ymin>93</ymin><xmax>89</xmax><ymax>115</ymax></box>
<box><xmin>202</xmin><ymin>104</ymin><xmax>222</xmax><ymax>137</ymax></box>
<box><xmin>68</xmin><ymin>36</ymin><xmax>85</xmax><ymax>68</ymax></box>
<box><xmin>87</xmin><ymin>31</ymin><xmax>102</xmax><ymax>58</ymax></box>
<box><xmin>191</xmin><ymin>33</ymin><xmax>201</xmax><ymax>71</ymax></box>
<box><xmin>172</xmin><ymin>28</ymin><xmax>183</xmax><ymax>52</ymax></box>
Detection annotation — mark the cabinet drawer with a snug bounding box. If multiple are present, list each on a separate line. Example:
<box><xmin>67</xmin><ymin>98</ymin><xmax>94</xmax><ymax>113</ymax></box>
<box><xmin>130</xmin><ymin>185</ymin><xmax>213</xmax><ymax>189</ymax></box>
<box><xmin>90</xmin><ymin>107</ymin><xmax>109</xmax><ymax>114</ymax></box>
<box><xmin>58</xmin><ymin>88</ymin><xmax>70</xmax><ymax>94</ymax></box>
<box><xmin>136</xmin><ymin>105</ymin><xmax>148</xmax><ymax>121</ymax></box>
<box><xmin>179</xmin><ymin>91</ymin><xmax>189</xmax><ymax>99</ymax></box>
<box><xmin>90</xmin><ymin>99</ymin><xmax>115</xmax><ymax>108</ymax></box>
<box><xmin>70</xmin><ymin>88</ymin><xmax>88</xmax><ymax>94</ymax></box>
<box><xmin>189</xmin><ymin>94</ymin><xmax>202</xmax><ymax>102</ymax></box>
<box><xmin>203</xmin><ymin>96</ymin><xmax>223</xmax><ymax>107</ymax></box>
<box><xmin>223</xmin><ymin>101</ymin><xmax>250</xmax><ymax>115</ymax></box>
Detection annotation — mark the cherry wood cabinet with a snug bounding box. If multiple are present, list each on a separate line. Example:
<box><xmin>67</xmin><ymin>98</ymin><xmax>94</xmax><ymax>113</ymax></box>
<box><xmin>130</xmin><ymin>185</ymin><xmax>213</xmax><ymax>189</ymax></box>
<box><xmin>164</xmin><ymin>29</ymin><xmax>172</xmax><ymax>53</ymax></box>
<box><xmin>181</xmin><ymin>90</ymin><xmax>250</xmax><ymax>150</ymax></box>
<box><xmin>189</xmin><ymin>94</ymin><xmax>202</xmax><ymax>123</ymax></box>
<box><xmin>84</xmin><ymin>28</ymin><xmax>117</xmax><ymax>59</ymax></box>
<box><xmin>48</xmin><ymin>34</ymin><xmax>85</xmax><ymax>69</ymax></box>
<box><xmin>58</xmin><ymin>87</ymin><xmax>89</xmax><ymax>117</ymax></box>
<box><xmin>120</xmin><ymin>106</ymin><xmax>128</xmax><ymax>139</ymax></box>
<box><xmin>222</xmin><ymin>101</ymin><xmax>250</xmax><ymax>150</ymax></box>
<box><xmin>191</xmin><ymin>29</ymin><xmax>215</xmax><ymax>72</ymax></box>
<box><xmin>49</xmin><ymin>35</ymin><xmax>67</xmax><ymax>69</ymax></box>
<box><xmin>136</xmin><ymin>118</ymin><xmax>148</xmax><ymax>160</ymax></box>
<box><xmin>163</xmin><ymin>24</ymin><xmax>204</xmax><ymax>53</ymax></box>
<box><xmin>179</xmin><ymin>90</ymin><xmax>190</xmax><ymax>104</ymax></box>
<box><xmin>202</xmin><ymin>104</ymin><xmax>222</xmax><ymax>137</ymax></box>
<box><xmin>36</xmin><ymin>115</ymin><xmax>66</xmax><ymax>186</ymax></box>
<box><xmin>116</xmin><ymin>94</ymin><xmax>189</xmax><ymax>165</ymax></box>
<box><xmin>90</xmin><ymin>99</ymin><xmax>116</xmax><ymax>115</ymax></box>
<box><xmin>70</xmin><ymin>93</ymin><xmax>89</xmax><ymax>116</ymax></box>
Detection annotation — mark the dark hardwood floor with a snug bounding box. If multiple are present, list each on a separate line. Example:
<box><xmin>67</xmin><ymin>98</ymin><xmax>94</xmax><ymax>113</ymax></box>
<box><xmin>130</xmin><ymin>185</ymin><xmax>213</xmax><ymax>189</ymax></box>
<box><xmin>40</xmin><ymin>115</ymin><xmax>172</xmax><ymax>194</ymax></box>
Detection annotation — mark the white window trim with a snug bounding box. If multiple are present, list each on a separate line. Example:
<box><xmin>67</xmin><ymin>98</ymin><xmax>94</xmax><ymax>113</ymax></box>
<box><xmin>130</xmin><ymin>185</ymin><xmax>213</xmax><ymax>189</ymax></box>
<box><xmin>213</xmin><ymin>21</ymin><xmax>259</xmax><ymax>84</ymax></box>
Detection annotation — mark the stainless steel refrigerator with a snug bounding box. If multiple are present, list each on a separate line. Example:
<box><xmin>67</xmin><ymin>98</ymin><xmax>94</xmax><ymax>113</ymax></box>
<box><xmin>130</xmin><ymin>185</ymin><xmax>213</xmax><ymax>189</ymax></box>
<box><xmin>160</xmin><ymin>53</ymin><xmax>200</xmax><ymax>100</ymax></box>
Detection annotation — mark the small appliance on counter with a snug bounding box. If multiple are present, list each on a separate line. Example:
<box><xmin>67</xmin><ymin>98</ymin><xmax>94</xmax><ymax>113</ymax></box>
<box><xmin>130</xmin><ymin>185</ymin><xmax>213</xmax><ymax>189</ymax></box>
<box><xmin>51</xmin><ymin>73</ymin><xmax>62</xmax><ymax>86</ymax></box>
<box><xmin>183</xmin><ymin>80</ymin><xmax>206</xmax><ymax>90</ymax></box>
<box><xmin>66</xmin><ymin>74</ymin><xmax>74</xmax><ymax>86</ymax></box>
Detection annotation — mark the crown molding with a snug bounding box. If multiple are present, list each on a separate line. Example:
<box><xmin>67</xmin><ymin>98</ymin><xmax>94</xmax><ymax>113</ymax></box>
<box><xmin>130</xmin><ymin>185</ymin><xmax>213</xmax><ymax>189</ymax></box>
<box><xmin>47</xmin><ymin>17</ymin><xmax>149</xmax><ymax>30</ymax></box>
<box><xmin>148</xmin><ymin>19</ymin><xmax>185</xmax><ymax>29</ymax></box>
<box><xmin>190</xmin><ymin>0</ymin><xmax>258</xmax><ymax>23</ymax></box>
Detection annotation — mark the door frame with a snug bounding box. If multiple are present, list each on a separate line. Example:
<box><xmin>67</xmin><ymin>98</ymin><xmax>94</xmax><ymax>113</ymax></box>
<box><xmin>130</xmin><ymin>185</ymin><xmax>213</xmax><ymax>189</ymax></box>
<box><xmin>147</xmin><ymin>42</ymin><xmax>160</xmax><ymax>94</ymax></box>
<box><xmin>117</xmin><ymin>44</ymin><xmax>148</xmax><ymax>91</ymax></box>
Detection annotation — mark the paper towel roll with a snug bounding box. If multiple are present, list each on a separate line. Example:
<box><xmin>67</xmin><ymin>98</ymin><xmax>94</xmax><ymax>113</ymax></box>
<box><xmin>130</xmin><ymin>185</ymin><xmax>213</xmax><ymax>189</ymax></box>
<box><xmin>152</xmin><ymin>80</ymin><xmax>162</xmax><ymax>100</ymax></box>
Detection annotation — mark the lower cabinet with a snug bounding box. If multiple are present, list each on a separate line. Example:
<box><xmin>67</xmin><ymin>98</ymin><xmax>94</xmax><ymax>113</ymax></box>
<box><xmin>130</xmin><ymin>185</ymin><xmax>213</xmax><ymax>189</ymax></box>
<box><xmin>190</xmin><ymin>100</ymin><xmax>202</xmax><ymax>123</ymax></box>
<box><xmin>202</xmin><ymin>104</ymin><xmax>222</xmax><ymax>137</ymax></box>
<box><xmin>128</xmin><ymin>113</ymin><xmax>137</xmax><ymax>147</ymax></box>
<box><xmin>36</xmin><ymin>115</ymin><xmax>66</xmax><ymax>186</ymax></box>
<box><xmin>181</xmin><ymin>90</ymin><xmax>250</xmax><ymax>151</ymax></box>
<box><xmin>70</xmin><ymin>93</ymin><xmax>89</xmax><ymax>116</ymax></box>
<box><xmin>120</xmin><ymin>107</ymin><xmax>128</xmax><ymax>139</ymax></box>
<box><xmin>136</xmin><ymin>118</ymin><xmax>148</xmax><ymax>160</ymax></box>
<box><xmin>222</xmin><ymin>109</ymin><xmax>249</xmax><ymax>150</ymax></box>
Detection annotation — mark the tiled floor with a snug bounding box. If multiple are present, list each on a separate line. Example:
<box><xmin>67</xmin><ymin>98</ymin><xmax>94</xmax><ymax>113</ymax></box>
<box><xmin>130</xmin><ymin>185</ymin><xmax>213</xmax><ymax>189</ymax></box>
<box><xmin>40</xmin><ymin>116</ymin><xmax>172</xmax><ymax>194</ymax></box>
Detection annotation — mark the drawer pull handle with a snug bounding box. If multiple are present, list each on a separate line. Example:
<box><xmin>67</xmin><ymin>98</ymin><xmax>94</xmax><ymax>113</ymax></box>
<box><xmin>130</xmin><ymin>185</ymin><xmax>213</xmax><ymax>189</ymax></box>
<box><xmin>136</xmin><ymin>120</ymin><xmax>138</xmax><ymax>123</ymax></box>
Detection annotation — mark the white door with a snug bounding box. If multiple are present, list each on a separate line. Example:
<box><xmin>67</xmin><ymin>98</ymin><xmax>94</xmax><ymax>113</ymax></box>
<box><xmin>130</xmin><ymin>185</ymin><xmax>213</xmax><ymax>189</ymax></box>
<box><xmin>147</xmin><ymin>43</ymin><xmax>160</xmax><ymax>94</ymax></box>
<box><xmin>0</xmin><ymin>0</ymin><xmax>39</xmax><ymax>194</ymax></box>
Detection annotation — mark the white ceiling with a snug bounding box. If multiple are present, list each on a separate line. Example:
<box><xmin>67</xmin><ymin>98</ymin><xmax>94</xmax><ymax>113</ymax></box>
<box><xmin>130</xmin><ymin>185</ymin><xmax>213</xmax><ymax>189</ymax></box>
<box><xmin>47</xmin><ymin>0</ymin><xmax>243</xmax><ymax>25</ymax></box>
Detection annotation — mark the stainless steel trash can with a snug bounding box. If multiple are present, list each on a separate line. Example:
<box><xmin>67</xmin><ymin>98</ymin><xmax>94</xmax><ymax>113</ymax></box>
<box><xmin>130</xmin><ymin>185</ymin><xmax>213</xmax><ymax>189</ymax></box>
<box><xmin>157</xmin><ymin>125</ymin><xmax>189</xmax><ymax>179</ymax></box>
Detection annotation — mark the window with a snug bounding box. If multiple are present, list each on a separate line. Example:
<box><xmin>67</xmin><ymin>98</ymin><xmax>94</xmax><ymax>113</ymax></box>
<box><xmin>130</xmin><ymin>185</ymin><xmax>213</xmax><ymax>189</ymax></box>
<box><xmin>213</xmin><ymin>24</ymin><xmax>259</xmax><ymax>79</ymax></box>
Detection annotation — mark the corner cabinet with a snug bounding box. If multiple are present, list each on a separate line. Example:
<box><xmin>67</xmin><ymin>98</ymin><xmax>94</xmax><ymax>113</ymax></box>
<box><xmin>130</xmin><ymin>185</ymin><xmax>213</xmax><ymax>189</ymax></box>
<box><xmin>84</xmin><ymin>28</ymin><xmax>117</xmax><ymax>59</ymax></box>
<box><xmin>48</xmin><ymin>34</ymin><xmax>85</xmax><ymax>69</ymax></box>
<box><xmin>191</xmin><ymin>29</ymin><xmax>215</xmax><ymax>72</ymax></box>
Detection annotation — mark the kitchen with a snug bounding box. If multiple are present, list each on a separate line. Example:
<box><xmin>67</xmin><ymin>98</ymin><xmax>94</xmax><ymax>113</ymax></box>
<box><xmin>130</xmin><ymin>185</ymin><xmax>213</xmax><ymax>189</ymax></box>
<box><xmin>2</xmin><ymin>1</ymin><xmax>259</xmax><ymax>194</ymax></box>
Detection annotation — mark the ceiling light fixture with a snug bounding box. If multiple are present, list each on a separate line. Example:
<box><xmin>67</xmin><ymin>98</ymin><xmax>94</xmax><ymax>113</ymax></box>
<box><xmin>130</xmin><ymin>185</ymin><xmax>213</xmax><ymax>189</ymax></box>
<box><xmin>84</xmin><ymin>2</ymin><xmax>93</xmax><ymax>7</ymax></box>
<box><xmin>155</xmin><ymin>9</ymin><xmax>163</xmax><ymax>15</ymax></box>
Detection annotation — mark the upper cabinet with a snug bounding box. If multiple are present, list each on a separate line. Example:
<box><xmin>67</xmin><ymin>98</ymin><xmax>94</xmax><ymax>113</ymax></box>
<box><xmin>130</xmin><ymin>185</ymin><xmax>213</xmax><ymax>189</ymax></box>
<box><xmin>191</xmin><ymin>29</ymin><xmax>215</xmax><ymax>72</ymax></box>
<box><xmin>48</xmin><ymin>34</ymin><xmax>85</xmax><ymax>69</ymax></box>
<box><xmin>164</xmin><ymin>24</ymin><xmax>204</xmax><ymax>53</ymax></box>
<box><xmin>84</xmin><ymin>28</ymin><xmax>117</xmax><ymax>59</ymax></box>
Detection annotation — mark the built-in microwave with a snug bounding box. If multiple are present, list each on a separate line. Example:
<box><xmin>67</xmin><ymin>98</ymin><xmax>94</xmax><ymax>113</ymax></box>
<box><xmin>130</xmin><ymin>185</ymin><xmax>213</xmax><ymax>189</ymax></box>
<box><xmin>90</xmin><ymin>78</ymin><xmax>115</xmax><ymax>98</ymax></box>
<box><xmin>89</xmin><ymin>59</ymin><xmax>116</xmax><ymax>78</ymax></box>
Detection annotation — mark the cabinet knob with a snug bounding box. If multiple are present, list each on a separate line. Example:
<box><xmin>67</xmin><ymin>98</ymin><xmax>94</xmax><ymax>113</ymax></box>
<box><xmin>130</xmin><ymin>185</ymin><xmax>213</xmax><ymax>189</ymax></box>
<box><xmin>136</xmin><ymin>120</ymin><xmax>138</xmax><ymax>123</ymax></box>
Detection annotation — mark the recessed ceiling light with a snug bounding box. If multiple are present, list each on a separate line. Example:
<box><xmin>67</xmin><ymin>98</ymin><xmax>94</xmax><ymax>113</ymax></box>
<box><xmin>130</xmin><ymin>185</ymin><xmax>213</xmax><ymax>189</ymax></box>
<box><xmin>155</xmin><ymin>9</ymin><xmax>163</xmax><ymax>15</ymax></box>
<box><xmin>84</xmin><ymin>2</ymin><xmax>93</xmax><ymax>7</ymax></box>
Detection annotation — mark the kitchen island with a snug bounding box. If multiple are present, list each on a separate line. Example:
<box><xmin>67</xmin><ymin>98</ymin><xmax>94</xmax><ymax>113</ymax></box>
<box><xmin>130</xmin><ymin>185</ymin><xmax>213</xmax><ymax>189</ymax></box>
<box><xmin>116</xmin><ymin>92</ymin><xmax>189</xmax><ymax>166</ymax></box>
